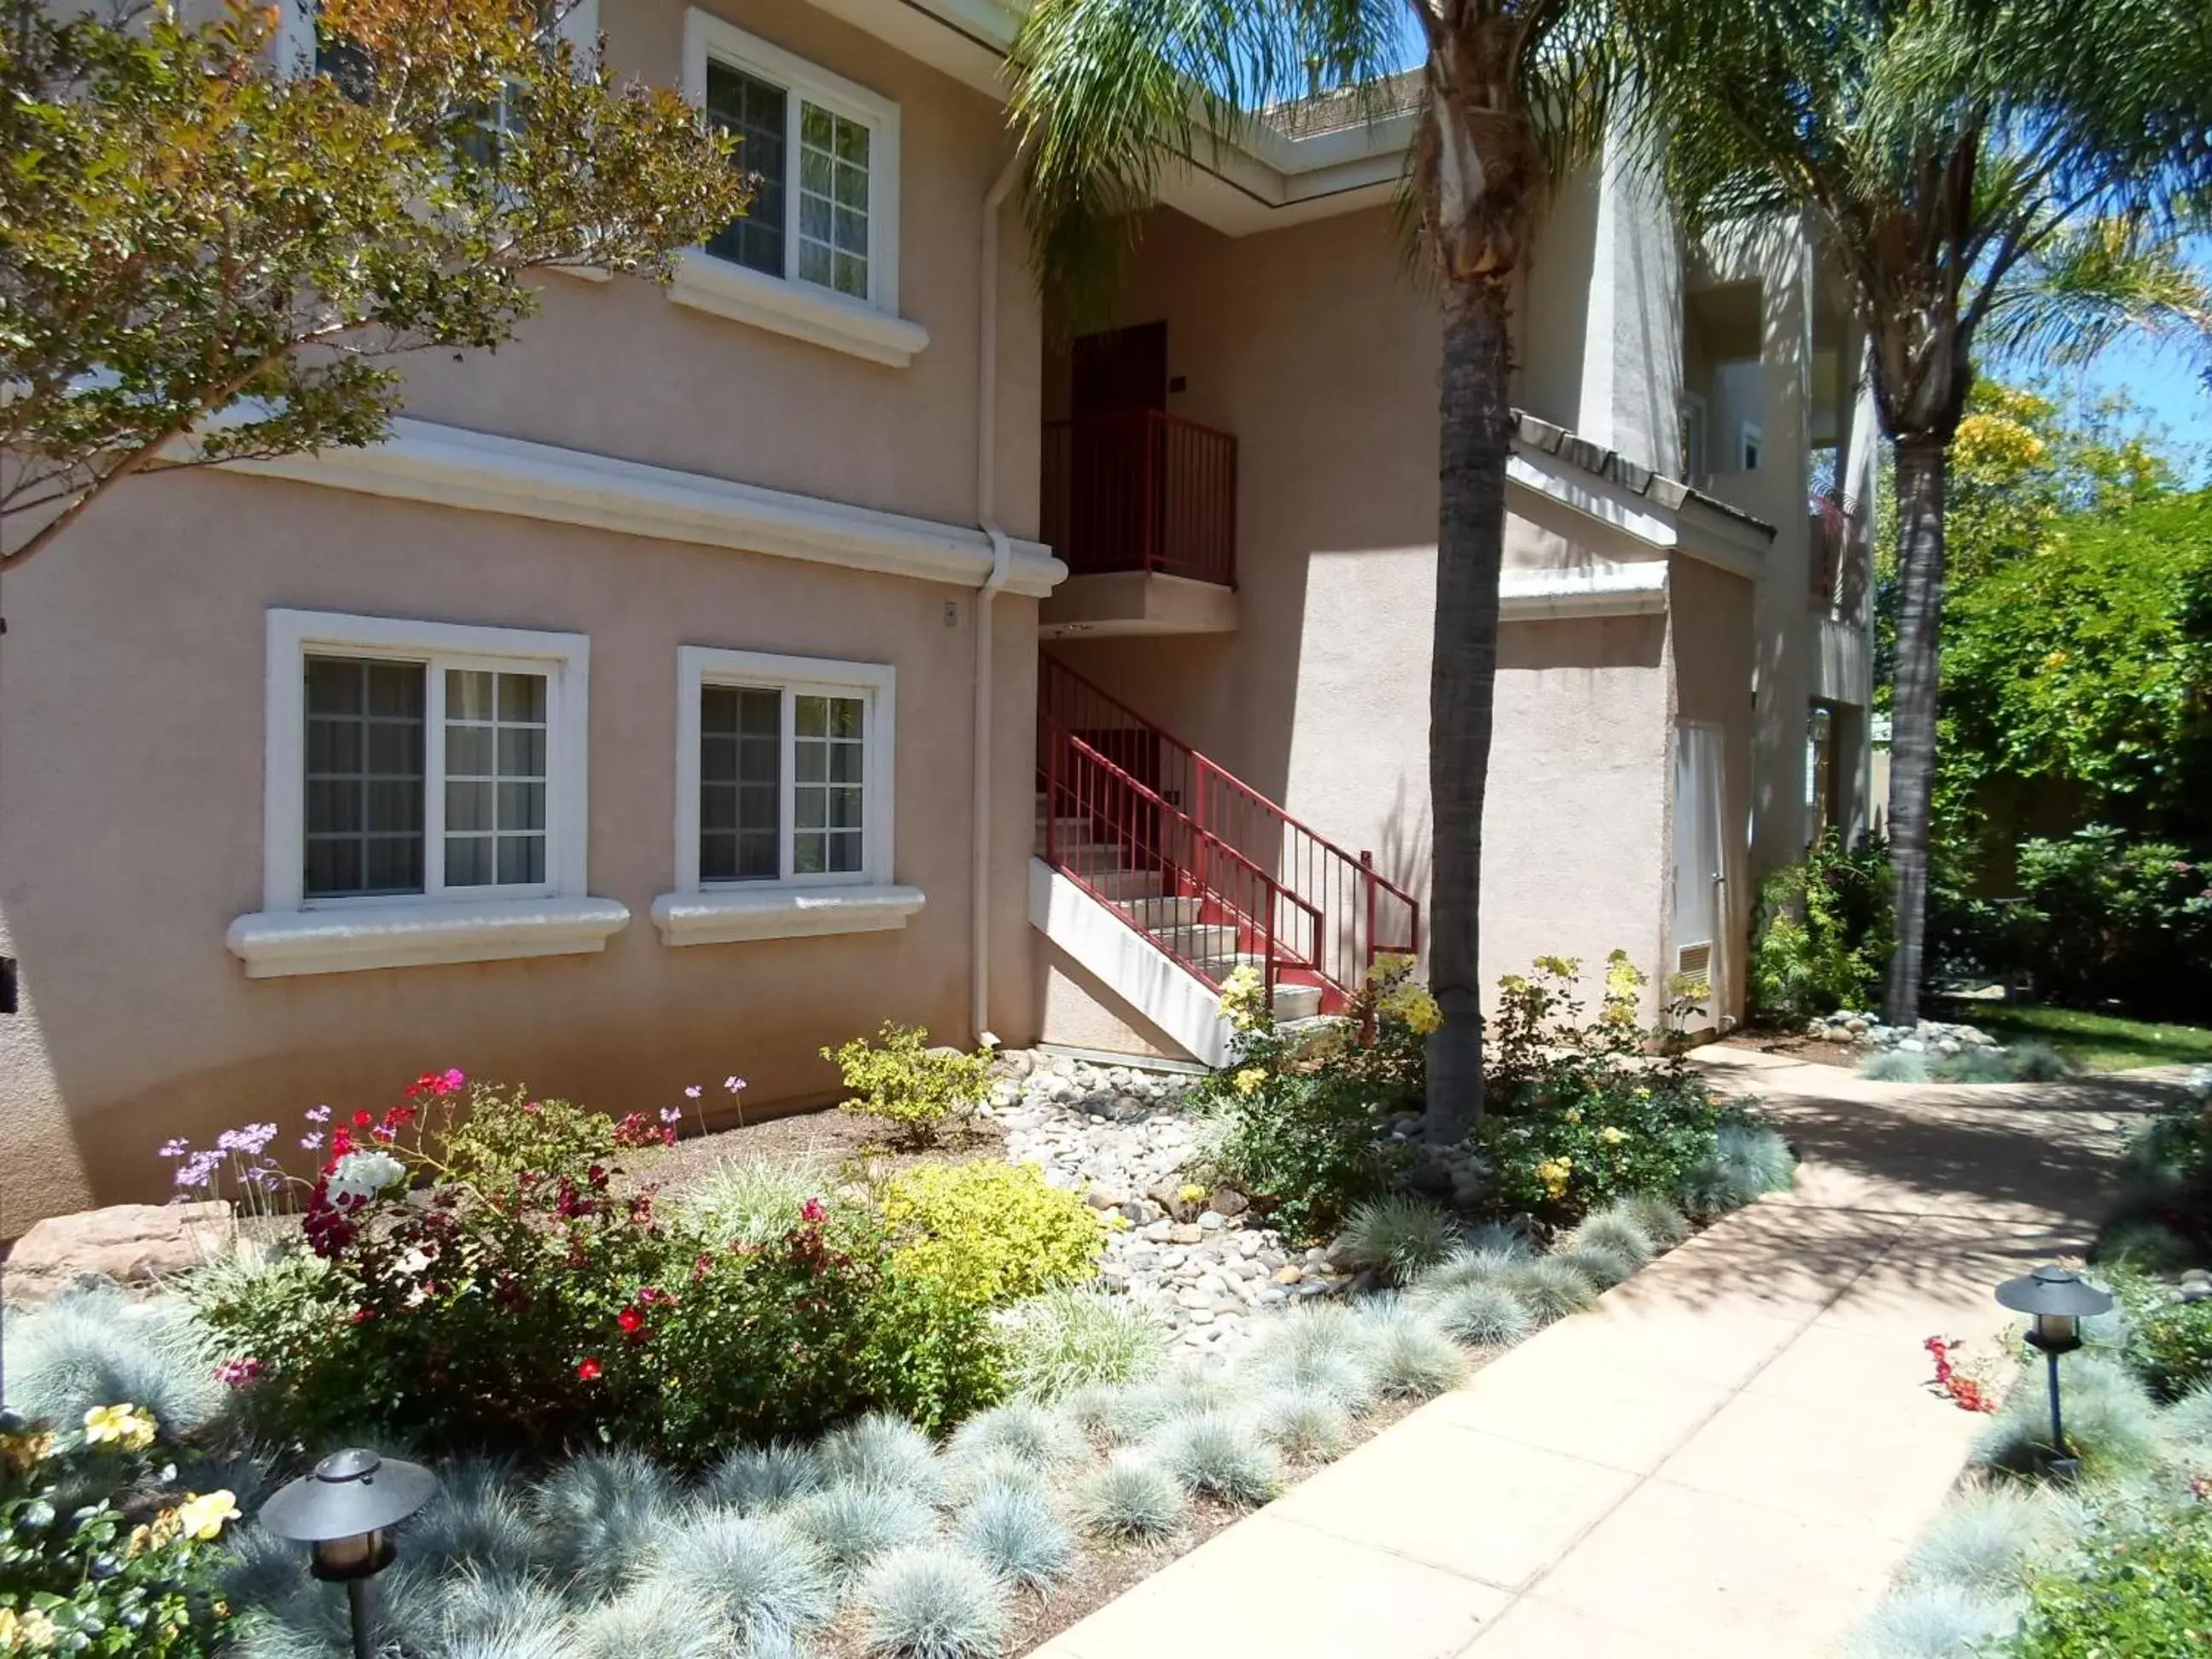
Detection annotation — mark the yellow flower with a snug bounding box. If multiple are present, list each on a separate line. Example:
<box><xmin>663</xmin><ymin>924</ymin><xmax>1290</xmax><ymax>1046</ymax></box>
<box><xmin>1216</xmin><ymin>964</ymin><xmax>1272</xmax><ymax>1033</ymax></box>
<box><xmin>1</xmin><ymin>1606</ymin><xmax>59</xmax><ymax>1651</ymax></box>
<box><xmin>1179</xmin><ymin>1182</ymin><xmax>1209</xmax><ymax>1205</ymax></box>
<box><xmin>1371</xmin><ymin>952</ymin><xmax>1416</xmax><ymax>987</ymax></box>
<box><xmin>1564</xmin><ymin>1108</ymin><xmax>1582</xmax><ymax>1123</ymax></box>
<box><xmin>1599</xmin><ymin>1126</ymin><xmax>1628</xmax><ymax>1144</ymax></box>
<box><xmin>1534</xmin><ymin>1156</ymin><xmax>1574</xmax><ymax>1201</ymax></box>
<box><xmin>1233</xmin><ymin>1067</ymin><xmax>1268</xmax><ymax>1097</ymax></box>
<box><xmin>173</xmin><ymin>1490</ymin><xmax>241</xmax><ymax>1544</ymax></box>
<box><xmin>82</xmin><ymin>1404</ymin><xmax>156</xmax><ymax>1452</ymax></box>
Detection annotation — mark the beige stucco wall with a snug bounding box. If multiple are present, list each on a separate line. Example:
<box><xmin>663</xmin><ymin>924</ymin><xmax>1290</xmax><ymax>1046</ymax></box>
<box><xmin>0</xmin><ymin>472</ymin><xmax>1043</xmax><ymax>1229</ymax></box>
<box><xmin>1038</xmin><ymin>204</ymin><xmax>1684</xmax><ymax>1034</ymax></box>
<box><xmin>1666</xmin><ymin>550</ymin><xmax>1760</xmax><ymax>1020</ymax></box>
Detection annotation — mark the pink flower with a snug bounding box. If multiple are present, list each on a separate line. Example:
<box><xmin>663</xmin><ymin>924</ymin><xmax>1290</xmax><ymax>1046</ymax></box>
<box><xmin>300</xmin><ymin>1133</ymin><xmax>323</xmax><ymax>1150</ymax></box>
<box><xmin>216</xmin><ymin>1357</ymin><xmax>264</xmax><ymax>1388</ymax></box>
<box><xmin>305</xmin><ymin>1105</ymin><xmax>332</xmax><ymax>1124</ymax></box>
<box><xmin>725</xmin><ymin>1076</ymin><xmax>747</xmax><ymax>1092</ymax></box>
<box><xmin>800</xmin><ymin>1197</ymin><xmax>827</xmax><ymax>1224</ymax></box>
<box><xmin>660</xmin><ymin>1107</ymin><xmax>683</xmax><ymax>1124</ymax></box>
<box><xmin>684</xmin><ymin>1085</ymin><xmax>702</xmax><ymax>1100</ymax></box>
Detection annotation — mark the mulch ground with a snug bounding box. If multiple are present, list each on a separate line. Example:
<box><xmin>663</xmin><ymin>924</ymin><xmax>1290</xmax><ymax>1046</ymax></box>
<box><xmin>1713</xmin><ymin>1028</ymin><xmax>1863</xmax><ymax>1071</ymax></box>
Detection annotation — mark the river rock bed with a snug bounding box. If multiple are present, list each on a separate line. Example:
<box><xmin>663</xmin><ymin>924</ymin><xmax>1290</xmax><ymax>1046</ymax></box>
<box><xmin>983</xmin><ymin>1049</ymin><xmax>1353</xmax><ymax>1361</ymax></box>
<box><xmin>1803</xmin><ymin>1010</ymin><xmax>2001</xmax><ymax>1056</ymax></box>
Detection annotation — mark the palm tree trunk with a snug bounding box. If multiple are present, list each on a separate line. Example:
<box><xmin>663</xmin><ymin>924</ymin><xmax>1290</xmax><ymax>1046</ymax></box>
<box><xmin>1424</xmin><ymin>275</ymin><xmax>1512</xmax><ymax>1142</ymax></box>
<box><xmin>1883</xmin><ymin>434</ymin><xmax>1948</xmax><ymax>1024</ymax></box>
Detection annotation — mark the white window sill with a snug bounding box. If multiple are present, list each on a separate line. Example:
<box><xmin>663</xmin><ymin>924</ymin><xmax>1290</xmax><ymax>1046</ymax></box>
<box><xmin>227</xmin><ymin>897</ymin><xmax>632</xmax><ymax>978</ymax></box>
<box><xmin>667</xmin><ymin>253</ymin><xmax>929</xmax><ymax>369</ymax></box>
<box><xmin>650</xmin><ymin>883</ymin><xmax>925</xmax><ymax>946</ymax></box>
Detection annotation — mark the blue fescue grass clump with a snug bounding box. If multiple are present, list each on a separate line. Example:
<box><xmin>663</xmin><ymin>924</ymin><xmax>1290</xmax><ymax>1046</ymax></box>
<box><xmin>1841</xmin><ymin>1583</ymin><xmax>2021</xmax><ymax>1658</ymax></box>
<box><xmin>787</xmin><ymin>1481</ymin><xmax>940</xmax><ymax>1584</ymax></box>
<box><xmin>430</xmin><ymin>1564</ymin><xmax>574</xmax><ymax>1655</ymax></box>
<box><xmin>853</xmin><ymin>1546</ymin><xmax>1009</xmax><ymax>1659</ymax></box>
<box><xmin>1505</xmin><ymin>1255</ymin><xmax>1599</xmax><ymax>1322</ymax></box>
<box><xmin>1901</xmin><ymin>1485</ymin><xmax>2075</xmax><ymax>1596</ymax></box>
<box><xmin>2006</xmin><ymin>1040</ymin><xmax>2073</xmax><ymax>1082</ymax></box>
<box><xmin>1247</xmin><ymin>1386</ymin><xmax>1352</xmax><ymax>1461</ymax></box>
<box><xmin>399</xmin><ymin>1460</ymin><xmax>544</xmax><ymax>1584</ymax></box>
<box><xmin>1152</xmin><ymin>1411</ymin><xmax>1284</xmax><ymax>1507</ymax></box>
<box><xmin>1975</xmin><ymin>1351</ymin><xmax>2164</xmax><ymax>1480</ymax></box>
<box><xmin>1352</xmin><ymin>1301</ymin><xmax>1463</xmax><ymax>1399</ymax></box>
<box><xmin>1</xmin><ymin>1284</ymin><xmax>224</xmax><ymax>1434</ymax></box>
<box><xmin>957</xmin><ymin>1483</ymin><xmax>1077</xmax><ymax>1589</ymax></box>
<box><xmin>1412</xmin><ymin>1245</ymin><xmax>1527</xmax><ymax>1299</ymax></box>
<box><xmin>674</xmin><ymin>1156</ymin><xmax>823</xmax><ymax>1247</ymax></box>
<box><xmin>941</xmin><ymin>1450</ymin><xmax>1053</xmax><ymax>1508</ymax></box>
<box><xmin>1241</xmin><ymin>1306</ymin><xmax>1381</xmax><ymax>1412</ymax></box>
<box><xmin>1069</xmin><ymin>1455</ymin><xmax>1185</xmax><ymax>1543</ymax></box>
<box><xmin>2166</xmin><ymin>1379</ymin><xmax>2212</xmax><ymax>1452</ymax></box>
<box><xmin>946</xmin><ymin>1400</ymin><xmax>1088</xmax><ymax>1471</ymax></box>
<box><xmin>1861</xmin><ymin>1050</ymin><xmax>1932</xmax><ymax>1084</ymax></box>
<box><xmin>1569</xmin><ymin>1207</ymin><xmax>1657</xmax><ymax>1269</ymax></box>
<box><xmin>998</xmin><ymin>1288</ymin><xmax>1169</xmax><ymax>1401</ymax></box>
<box><xmin>1417</xmin><ymin>1278</ymin><xmax>1534</xmax><ymax>1349</ymax></box>
<box><xmin>704</xmin><ymin>1440</ymin><xmax>823</xmax><ymax>1515</ymax></box>
<box><xmin>1678</xmin><ymin>1122</ymin><xmax>1798</xmax><ymax>1215</ymax></box>
<box><xmin>1934</xmin><ymin>1047</ymin><xmax>2023</xmax><ymax>1085</ymax></box>
<box><xmin>570</xmin><ymin>1582</ymin><xmax>726</xmax><ymax>1659</ymax></box>
<box><xmin>819</xmin><ymin>1413</ymin><xmax>946</xmax><ymax>1505</ymax></box>
<box><xmin>641</xmin><ymin>1510</ymin><xmax>835</xmax><ymax>1649</ymax></box>
<box><xmin>1557</xmin><ymin>1242</ymin><xmax>1636</xmax><ymax>1291</ymax></box>
<box><xmin>532</xmin><ymin>1447</ymin><xmax>681</xmax><ymax>1598</ymax></box>
<box><xmin>1337</xmin><ymin>1195</ymin><xmax>1459</xmax><ymax>1284</ymax></box>
<box><xmin>1611</xmin><ymin>1193</ymin><xmax>1691</xmax><ymax>1248</ymax></box>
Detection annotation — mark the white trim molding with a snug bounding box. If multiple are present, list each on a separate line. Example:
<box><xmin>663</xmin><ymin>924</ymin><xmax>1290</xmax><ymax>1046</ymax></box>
<box><xmin>651</xmin><ymin>885</ymin><xmax>925</xmax><ymax>946</ymax></box>
<box><xmin>1499</xmin><ymin>562</ymin><xmax>1670</xmax><ymax>621</ymax></box>
<box><xmin>225</xmin><ymin>418</ymin><xmax>1065</xmax><ymax>597</ymax></box>
<box><xmin>229</xmin><ymin>898</ymin><xmax>631</xmax><ymax>978</ymax></box>
<box><xmin>678</xmin><ymin>9</ymin><xmax>923</xmax><ymax>365</ymax></box>
<box><xmin>655</xmin><ymin>646</ymin><xmax>919</xmax><ymax>947</ymax></box>
<box><xmin>667</xmin><ymin>253</ymin><xmax>929</xmax><ymax>367</ymax></box>
<box><xmin>1029</xmin><ymin>859</ymin><xmax>1227</xmax><ymax>1067</ymax></box>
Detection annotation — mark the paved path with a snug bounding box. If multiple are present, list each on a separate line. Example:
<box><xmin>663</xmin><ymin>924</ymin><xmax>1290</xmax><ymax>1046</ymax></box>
<box><xmin>1031</xmin><ymin>1057</ymin><xmax>2184</xmax><ymax>1659</ymax></box>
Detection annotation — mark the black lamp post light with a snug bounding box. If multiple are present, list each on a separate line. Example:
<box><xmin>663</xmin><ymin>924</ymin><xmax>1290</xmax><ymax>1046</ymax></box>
<box><xmin>259</xmin><ymin>1447</ymin><xmax>439</xmax><ymax>1659</ymax></box>
<box><xmin>1994</xmin><ymin>1264</ymin><xmax>2116</xmax><ymax>1482</ymax></box>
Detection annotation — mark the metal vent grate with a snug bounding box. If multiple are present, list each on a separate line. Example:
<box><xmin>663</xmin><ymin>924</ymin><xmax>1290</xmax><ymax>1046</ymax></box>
<box><xmin>1674</xmin><ymin>942</ymin><xmax>1714</xmax><ymax>999</ymax></box>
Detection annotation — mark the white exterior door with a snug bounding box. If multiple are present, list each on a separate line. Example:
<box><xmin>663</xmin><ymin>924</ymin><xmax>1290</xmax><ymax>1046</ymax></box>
<box><xmin>1671</xmin><ymin>721</ymin><xmax>1728</xmax><ymax>1022</ymax></box>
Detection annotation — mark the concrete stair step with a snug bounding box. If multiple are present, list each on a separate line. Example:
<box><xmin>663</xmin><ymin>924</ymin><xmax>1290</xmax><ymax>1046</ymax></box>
<box><xmin>1151</xmin><ymin>922</ymin><xmax>1242</xmax><ymax>958</ymax></box>
<box><xmin>1083</xmin><ymin>868</ymin><xmax>1172</xmax><ymax>901</ymax></box>
<box><xmin>1118</xmin><ymin>894</ymin><xmax>1202</xmax><ymax>928</ymax></box>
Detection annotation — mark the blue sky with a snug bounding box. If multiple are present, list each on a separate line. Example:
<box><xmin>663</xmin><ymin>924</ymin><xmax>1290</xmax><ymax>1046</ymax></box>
<box><xmin>2060</xmin><ymin>335</ymin><xmax>2212</xmax><ymax>480</ymax></box>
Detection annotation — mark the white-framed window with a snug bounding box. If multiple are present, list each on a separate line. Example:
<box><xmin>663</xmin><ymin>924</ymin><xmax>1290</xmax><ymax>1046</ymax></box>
<box><xmin>264</xmin><ymin>611</ymin><xmax>590</xmax><ymax>909</ymax></box>
<box><xmin>273</xmin><ymin>0</ymin><xmax>600</xmax><ymax>78</ymax></box>
<box><xmin>1739</xmin><ymin>421</ymin><xmax>1764</xmax><ymax>472</ymax></box>
<box><xmin>681</xmin><ymin>13</ymin><xmax>902</xmax><ymax>316</ymax></box>
<box><xmin>655</xmin><ymin>647</ymin><xmax>920</xmax><ymax>946</ymax></box>
<box><xmin>229</xmin><ymin>611</ymin><xmax>626</xmax><ymax>980</ymax></box>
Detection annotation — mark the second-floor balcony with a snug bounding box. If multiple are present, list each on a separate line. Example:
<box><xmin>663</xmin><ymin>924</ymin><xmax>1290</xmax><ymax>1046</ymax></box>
<box><xmin>1043</xmin><ymin>407</ymin><xmax>1238</xmax><ymax>584</ymax></box>
<box><xmin>1809</xmin><ymin>489</ymin><xmax>1871</xmax><ymax>625</ymax></box>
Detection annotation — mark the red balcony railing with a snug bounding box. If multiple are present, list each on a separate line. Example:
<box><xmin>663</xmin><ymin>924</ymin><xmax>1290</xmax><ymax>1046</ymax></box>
<box><xmin>1038</xmin><ymin>655</ymin><xmax>1419</xmax><ymax>1011</ymax></box>
<box><xmin>1040</xmin><ymin>410</ymin><xmax>1237</xmax><ymax>586</ymax></box>
<box><xmin>1809</xmin><ymin>486</ymin><xmax>1870</xmax><ymax>621</ymax></box>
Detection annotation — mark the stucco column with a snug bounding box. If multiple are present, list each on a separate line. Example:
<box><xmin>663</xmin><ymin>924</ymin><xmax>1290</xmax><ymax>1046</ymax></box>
<box><xmin>1574</xmin><ymin>128</ymin><xmax>1685</xmax><ymax>475</ymax></box>
<box><xmin>1839</xmin><ymin>339</ymin><xmax>1882</xmax><ymax>840</ymax></box>
<box><xmin>1747</xmin><ymin>225</ymin><xmax>1815</xmax><ymax>875</ymax></box>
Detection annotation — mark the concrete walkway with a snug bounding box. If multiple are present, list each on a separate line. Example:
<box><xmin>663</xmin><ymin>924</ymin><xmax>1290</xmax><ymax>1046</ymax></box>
<box><xmin>1031</xmin><ymin>1057</ymin><xmax>2183</xmax><ymax>1659</ymax></box>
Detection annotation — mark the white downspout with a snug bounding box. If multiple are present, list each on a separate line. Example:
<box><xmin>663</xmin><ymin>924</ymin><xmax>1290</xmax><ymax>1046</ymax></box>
<box><xmin>970</xmin><ymin>140</ymin><xmax>1029</xmax><ymax>1044</ymax></box>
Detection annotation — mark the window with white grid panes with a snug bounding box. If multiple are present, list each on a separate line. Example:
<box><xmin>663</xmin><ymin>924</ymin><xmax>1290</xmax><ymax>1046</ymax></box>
<box><xmin>695</xmin><ymin>681</ymin><xmax>870</xmax><ymax>884</ymax></box>
<box><xmin>444</xmin><ymin>669</ymin><xmax>549</xmax><ymax>888</ymax></box>
<box><xmin>300</xmin><ymin>652</ymin><xmax>554</xmax><ymax>901</ymax></box>
<box><xmin>690</xmin><ymin>21</ymin><xmax>890</xmax><ymax>309</ymax></box>
<box><xmin>795</xmin><ymin>102</ymin><xmax>870</xmax><ymax>300</ymax></box>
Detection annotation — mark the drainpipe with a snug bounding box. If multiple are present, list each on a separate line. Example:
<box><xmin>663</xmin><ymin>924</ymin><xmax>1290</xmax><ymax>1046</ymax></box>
<box><xmin>969</xmin><ymin>138</ymin><xmax>1030</xmax><ymax>1045</ymax></box>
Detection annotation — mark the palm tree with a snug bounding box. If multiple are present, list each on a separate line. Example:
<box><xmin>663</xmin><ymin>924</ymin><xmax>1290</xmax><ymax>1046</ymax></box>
<box><xmin>1006</xmin><ymin>0</ymin><xmax>1617</xmax><ymax>1139</ymax></box>
<box><xmin>1621</xmin><ymin>0</ymin><xmax>2211</xmax><ymax>1023</ymax></box>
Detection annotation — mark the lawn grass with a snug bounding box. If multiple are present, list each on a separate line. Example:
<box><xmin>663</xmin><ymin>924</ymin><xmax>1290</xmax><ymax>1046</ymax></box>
<box><xmin>1932</xmin><ymin>998</ymin><xmax>2212</xmax><ymax>1074</ymax></box>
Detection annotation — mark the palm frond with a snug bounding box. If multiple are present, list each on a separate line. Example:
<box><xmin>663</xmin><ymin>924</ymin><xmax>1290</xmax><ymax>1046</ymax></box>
<box><xmin>1977</xmin><ymin>215</ymin><xmax>2212</xmax><ymax>373</ymax></box>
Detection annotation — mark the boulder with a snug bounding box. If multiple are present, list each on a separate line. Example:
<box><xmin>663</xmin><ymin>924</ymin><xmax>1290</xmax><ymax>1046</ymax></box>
<box><xmin>7</xmin><ymin>1202</ymin><xmax>231</xmax><ymax>1302</ymax></box>
<box><xmin>1208</xmin><ymin>1187</ymin><xmax>1250</xmax><ymax>1220</ymax></box>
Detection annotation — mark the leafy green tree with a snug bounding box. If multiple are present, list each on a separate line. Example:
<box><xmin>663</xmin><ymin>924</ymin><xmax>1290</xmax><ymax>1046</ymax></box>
<box><xmin>1622</xmin><ymin>0</ymin><xmax>2212</xmax><ymax>1022</ymax></box>
<box><xmin>1006</xmin><ymin>0</ymin><xmax>1619</xmax><ymax>1138</ymax></box>
<box><xmin>0</xmin><ymin>0</ymin><xmax>747</xmax><ymax>569</ymax></box>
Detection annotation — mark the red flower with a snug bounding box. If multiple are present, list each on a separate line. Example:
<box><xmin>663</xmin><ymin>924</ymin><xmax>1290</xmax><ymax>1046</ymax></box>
<box><xmin>350</xmin><ymin>1307</ymin><xmax>375</xmax><ymax>1324</ymax></box>
<box><xmin>800</xmin><ymin>1197</ymin><xmax>827</xmax><ymax>1224</ymax></box>
<box><xmin>386</xmin><ymin>1104</ymin><xmax>416</xmax><ymax>1129</ymax></box>
<box><xmin>618</xmin><ymin>1307</ymin><xmax>645</xmax><ymax>1335</ymax></box>
<box><xmin>352</xmin><ymin>1109</ymin><xmax>375</xmax><ymax>1130</ymax></box>
<box><xmin>576</xmin><ymin>1357</ymin><xmax>602</xmax><ymax>1382</ymax></box>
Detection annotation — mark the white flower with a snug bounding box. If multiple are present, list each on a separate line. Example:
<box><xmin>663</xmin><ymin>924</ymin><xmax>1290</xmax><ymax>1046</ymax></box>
<box><xmin>325</xmin><ymin>1150</ymin><xmax>405</xmax><ymax>1208</ymax></box>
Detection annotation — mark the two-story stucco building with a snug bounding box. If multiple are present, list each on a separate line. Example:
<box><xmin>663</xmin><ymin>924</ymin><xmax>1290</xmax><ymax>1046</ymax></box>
<box><xmin>0</xmin><ymin>0</ymin><xmax>1876</xmax><ymax>1230</ymax></box>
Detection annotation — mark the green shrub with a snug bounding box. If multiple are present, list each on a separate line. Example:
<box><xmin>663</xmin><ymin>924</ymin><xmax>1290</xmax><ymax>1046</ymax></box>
<box><xmin>438</xmin><ymin>1080</ymin><xmax>617</xmax><ymax>1189</ymax></box>
<box><xmin>2103</xmin><ymin>1266</ymin><xmax>2212</xmax><ymax>1400</ymax></box>
<box><xmin>1748</xmin><ymin>831</ymin><xmax>1894</xmax><ymax>1025</ymax></box>
<box><xmin>2106</xmin><ymin>1073</ymin><xmax>2212</xmax><ymax>1260</ymax></box>
<box><xmin>1479</xmin><ymin>952</ymin><xmax>1761</xmax><ymax>1225</ymax></box>
<box><xmin>1181</xmin><ymin>961</ymin><xmax>1426</xmax><ymax>1242</ymax></box>
<box><xmin>2012</xmin><ymin>1501</ymin><xmax>2212</xmax><ymax>1657</ymax></box>
<box><xmin>0</xmin><ymin>1406</ymin><xmax>238</xmax><ymax>1656</ymax></box>
<box><xmin>194</xmin><ymin>1080</ymin><xmax>1004</xmax><ymax>1460</ymax></box>
<box><xmin>998</xmin><ymin>1289</ymin><xmax>1167</xmax><ymax>1400</ymax></box>
<box><xmin>824</xmin><ymin>1023</ymin><xmax>993</xmax><ymax>1150</ymax></box>
<box><xmin>880</xmin><ymin>1161</ymin><xmax>1104</xmax><ymax>1307</ymax></box>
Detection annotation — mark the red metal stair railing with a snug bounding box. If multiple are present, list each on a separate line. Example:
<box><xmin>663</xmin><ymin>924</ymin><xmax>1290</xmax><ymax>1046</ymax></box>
<box><xmin>1040</xmin><ymin>409</ymin><xmax>1238</xmax><ymax>586</ymax></box>
<box><xmin>1041</xmin><ymin>722</ymin><xmax>1324</xmax><ymax>997</ymax></box>
<box><xmin>1038</xmin><ymin>655</ymin><xmax>1421</xmax><ymax>1011</ymax></box>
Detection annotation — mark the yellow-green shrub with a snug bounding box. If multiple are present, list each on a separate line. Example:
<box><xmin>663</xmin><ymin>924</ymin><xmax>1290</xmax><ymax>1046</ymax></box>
<box><xmin>823</xmin><ymin>1023</ymin><xmax>992</xmax><ymax>1149</ymax></box>
<box><xmin>880</xmin><ymin>1161</ymin><xmax>1103</xmax><ymax>1306</ymax></box>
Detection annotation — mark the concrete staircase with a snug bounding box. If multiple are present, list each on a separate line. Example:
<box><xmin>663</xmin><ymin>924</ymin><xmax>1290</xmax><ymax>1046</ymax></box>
<box><xmin>1035</xmin><ymin>796</ymin><xmax>1324</xmax><ymax>1024</ymax></box>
